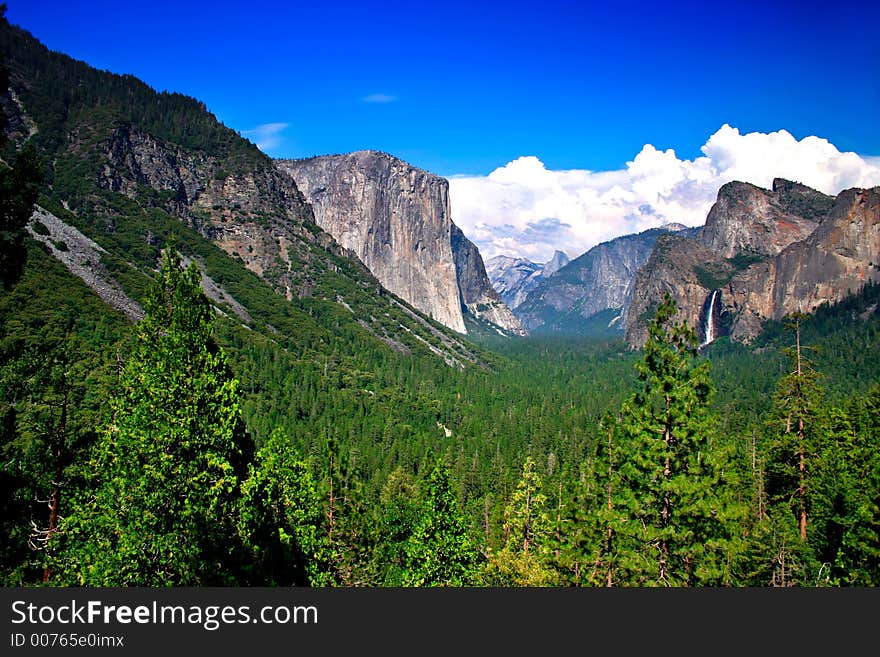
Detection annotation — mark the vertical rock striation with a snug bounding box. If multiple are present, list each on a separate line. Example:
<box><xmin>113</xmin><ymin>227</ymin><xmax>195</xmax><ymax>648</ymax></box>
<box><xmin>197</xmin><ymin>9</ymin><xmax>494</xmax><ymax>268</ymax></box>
<box><xmin>515</xmin><ymin>225</ymin><xmax>693</xmax><ymax>335</ymax></box>
<box><xmin>277</xmin><ymin>151</ymin><xmax>525</xmax><ymax>335</ymax></box>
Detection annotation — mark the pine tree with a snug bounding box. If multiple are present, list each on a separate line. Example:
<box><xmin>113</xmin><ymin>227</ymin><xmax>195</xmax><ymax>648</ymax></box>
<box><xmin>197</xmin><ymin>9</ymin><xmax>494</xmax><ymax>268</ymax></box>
<box><xmin>614</xmin><ymin>293</ymin><xmax>743</xmax><ymax>586</ymax></box>
<box><xmin>824</xmin><ymin>386</ymin><xmax>880</xmax><ymax>585</ymax></box>
<box><xmin>766</xmin><ymin>314</ymin><xmax>822</xmax><ymax>543</ymax></box>
<box><xmin>402</xmin><ymin>459</ymin><xmax>480</xmax><ymax>586</ymax></box>
<box><xmin>54</xmin><ymin>246</ymin><xmax>254</xmax><ymax>585</ymax></box>
<box><xmin>576</xmin><ymin>413</ymin><xmax>632</xmax><ymax>587</ymax></box>
<box><xmin>481</xmin><ymin>455</ymin><xmax>558</xmax><ymax>585</ymax></box>
<box><xmin>238</xmin><ymin>428</ymin><xmax>330</xmax><ymax>585</ymax></box>
<box><xmin>0</xmin><ymin>4</ymin><xmax>42</xmax><ymax>287</ymax></box>
<box><xmin>372</xmin><ymin>465</ymin><xmax>420</xmax><ymax>585</ymax></box>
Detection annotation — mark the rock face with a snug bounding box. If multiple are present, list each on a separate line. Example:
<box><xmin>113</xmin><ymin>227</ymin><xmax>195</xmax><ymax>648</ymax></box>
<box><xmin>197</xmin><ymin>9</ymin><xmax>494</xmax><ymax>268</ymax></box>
<box><xmin>485</xmin><ymin>255</ymin><xmax>543</xmax><ymax>310</ymax></box>
<box><xmin>726</xmin><ymin>186</ymin><xmax>880</xmax><ymax>338</ymax></box>
<box><xmin>515</xmin><ymin>225</ymin><xmax>693</xmax><ymax>334</ymax></box>
<box><xmin>85</xmin><ymin>122</ymin><xmax>336</xmax><ymax>301</ymax></box>
<box><xmin>624</xmin><ymin>233</ymin><xmax>734</xmax><ymax>346</ymax></box>
<box><xmin>698</xmin><ymin>179</ymin><xmax>833</xmax><ymax>258</ymax></box>
<box><xmin>543</xmin><ymin>250</ymin><xmax>571</xmax><ymax>277</ymax></box>
<box><xmin>625</xmin><ymin>180</ymin><xmax>880</xmax><ymax>347</ymax></box>
<box><xmin>1</xmin><ymin>17</ymin><xmax>486</xmax><ymax>368</ymax></box>
<box><xmin>450</xmin><ymin>224</ymin><xmax>526</xmax><ymax>335</ymax></box>
<box><xmin>26</xmin><ymin>206</ymin><xmax>145</xmax><ymax>322</ymax></box>
<box><xmin>485</xmin><ymin>249</ymin><xmax>569</xmax><ymax>311</ymax></box>
<box><xmin>277</xmin><ymin>151</ymin><xmax>525</xmax><ymax>335</ymax></box>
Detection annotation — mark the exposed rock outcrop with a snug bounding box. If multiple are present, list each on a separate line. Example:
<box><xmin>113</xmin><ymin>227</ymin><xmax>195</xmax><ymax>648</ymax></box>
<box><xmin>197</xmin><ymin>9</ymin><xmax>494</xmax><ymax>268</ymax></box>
<box><xmin>2</xmin><ymin>16</ymin><xmax>487</xmax><ymax>368</ymax></box>
<box><xmin>485</xmin><ymin>255</ymin><xmax>542</xmax><ymax>310</ymax></box>
<box><xmin>450</xmin><ymin>224</ymin><xmax>526</xmax><ymax>335</ymax></box>
<box><xmin>277</xmin><ymin>151</ymin><xmax>525</xmax><ymax>335</ymax></box>
<box><xmin>625</xmin><ymin>180</ymin><xmax>880</xmax><ymax>347</ymax></box>
<box><xmin>26</xmin><ymin>206</ymin><xmax>144</xmax><ymax>321</ymax></box>
<box><xmin>543</xmin><ymin>250</ymin><xmax>570</xmax><ymax>277</ymax></box>
<box><xmin>624</xmin><ymin>233</ymin><xmax>734</xmax><ymax>346</ymax></box>
<box><xmin>486</xmin><ymin>250</ymin><xmax>570</xmax><ymax>313</ymax></box>
<box><xmin>697</xmin><ymin>179</ymin><xmax>833</xmax><ymax>258</ymax></box>
<box><xmin>726</xmin><ymin>186</ymin><xmax>880</xmax><ymax>338</ymax></box>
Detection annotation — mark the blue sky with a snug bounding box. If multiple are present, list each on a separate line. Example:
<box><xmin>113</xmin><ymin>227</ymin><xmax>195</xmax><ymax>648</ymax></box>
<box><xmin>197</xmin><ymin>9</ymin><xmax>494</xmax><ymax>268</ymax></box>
<box><xmin>8</xmin><ymin>1</ymin><xmax>880</xmax><ymax>260</ymax></box>
<box><xmin>9</xmin><ymin>0</ymin><xmax>879</xmax><ymax>175</ymax></box>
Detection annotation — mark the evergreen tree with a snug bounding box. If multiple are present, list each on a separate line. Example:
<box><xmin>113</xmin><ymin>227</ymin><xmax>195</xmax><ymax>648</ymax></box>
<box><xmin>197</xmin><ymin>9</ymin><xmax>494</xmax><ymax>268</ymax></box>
<box><xmin>0</xmin><ymin>7</ymin><xmax>43</xmax><ymax>288</ymax></box>
<box><xmin>402</xmin><ymin>459</ymin><xmax>480</xmax><ymax>586</ymax></box>
<box><xmin>613</xmin><ymin>293</ymin><xmax>743</xmax><ymax>586</ymax></box>
<box><xmin>372</xmin><ymin>466</ymin><xmax>420</xmax><ymax>585</ymax></box>
<box><xmin>238</xmin><ymin>428</ymin><xmax>330</xmax><ymax>585</ymax></box>
<box><xmin>54</xmin><ymin>246</ymin><xmax>254</xmax><ymax>585</ymax></box>
<box><xmin>481</xmin><ymin>455</ymin><xmax>558</xmax><ymax>585</ymax></box>
<box><xmin>823</xmin><ymin>387</ymin><xmax>880</xmax><ymax>585</ymax></box>
<box><xmin>575</xmin><ymin>414</ymin><xmax>632</xmax><ymax>587</ymax></box>
<box><xmin>766</xmin><ymin>314</ymin><xmax>822</xmax><ymax>543</ymax></box>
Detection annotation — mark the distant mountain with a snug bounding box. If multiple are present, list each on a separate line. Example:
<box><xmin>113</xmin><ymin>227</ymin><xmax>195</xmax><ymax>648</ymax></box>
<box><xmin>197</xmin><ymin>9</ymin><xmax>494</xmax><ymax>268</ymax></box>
<box><xmin>513</xmin><ymin>224</ymin><xmax>694</xmax><ymax>336</ymax></box>
<box><xmin>624</xmin><ymin>179</ymin><xmax>880</xmax><ymax>347</ymax></box>
<box><xmin>485</xmin><ymin>251</ymin><xmax>569</xmax><ymax>310</ymax></box>
<box><xmin>277</xmin><ymin>151</ymin><xmax>526</xmax><ymax>336</ymax></box>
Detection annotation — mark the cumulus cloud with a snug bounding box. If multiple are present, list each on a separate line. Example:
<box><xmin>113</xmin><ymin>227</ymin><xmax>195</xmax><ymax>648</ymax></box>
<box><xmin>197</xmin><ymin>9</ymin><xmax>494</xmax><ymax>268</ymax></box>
<box><xmin>241</xmin><ymin>122</ymin><xmax>288</xmax><ymax>152</ymax></box>
<box><xmin>362</xmin><ymin>93</ymin><xmax>398</xmax><ymax>103</ymax></box>
<box><xmin>449</xmin><ymin>124</ymin><xmax>880</xmax><ymax>263</ymax></box>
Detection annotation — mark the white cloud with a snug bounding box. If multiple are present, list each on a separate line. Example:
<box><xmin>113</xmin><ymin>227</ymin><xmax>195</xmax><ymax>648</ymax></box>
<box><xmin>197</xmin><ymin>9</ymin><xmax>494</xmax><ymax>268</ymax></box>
<box><xmin>362</xmin><ymin>93</ymin><xmax>398</xmax><ymax>103</ymax></box>
<box><xmin>241</xmin><ymin>122</ymin><xmax>288</xmax><ymax>152</ymax></box>
<box><xmin>449</xmin><ymin>124</ymin><xmax>880</xmax><ymax>263</ymax></box>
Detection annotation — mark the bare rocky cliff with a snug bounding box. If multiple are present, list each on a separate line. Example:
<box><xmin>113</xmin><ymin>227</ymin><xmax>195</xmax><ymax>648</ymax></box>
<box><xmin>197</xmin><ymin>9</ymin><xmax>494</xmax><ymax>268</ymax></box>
<box><xmin>450</xmin><ymin>224</ymin><xmax>526</xmax><ymax>335</ymax></box>
<box><xmin>277</xmin><ymin>151</ymin><xmax>525</xmax><ymax>335</ymax></box>
<box><xmin>625</xmin><ymin>180</ymin><xmax>880</xmax><ymax>347</ymax></box>
<box><xmin>623</xmin><ymin>234</ymin><xmax>734</xmax><ymax>346</ymax></box>
<box><xmin>697</xmin><ymin>178</ymin><xmax>833</xmax><ymax>258</ymax></box>
<box><xmin>726</xmin><ymin>186</ymin><xmax>880</xmax><ymax>339</ymax></box>
<box><xmin>485</xmin><ymin>255</ymin><xmax>542</xmax><ymax>310</ymax></box>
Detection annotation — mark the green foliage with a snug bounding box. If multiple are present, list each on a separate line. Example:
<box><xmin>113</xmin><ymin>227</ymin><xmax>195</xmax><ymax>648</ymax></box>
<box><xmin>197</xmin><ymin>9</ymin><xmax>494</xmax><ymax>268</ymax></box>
<box><xmin>238</xmin><ymin>428</ymin><xmax>330</xmax><ymax>585</ymax></box>
<box><xmin>480</xmin><ymin>456</ymin><xmax>559</xmax><ymax>585</ymax></box>
<box><xmin>726</xmin><ymin>251</ymin><xmax>765</xmax><ymax>271</ymax></box>
<box><xmin>0</xmin><ymin>18</ymin><xmax>264</xmax><ymax>173</ymax></box>
<box><xmin>0</xmin><ymin>244</ymin><xmax>126</xmax><ymax>584</ymax></box>
<box><xmin>0</xmin><ymin>142</ymin><xmax>43</xmax><ymax>287</ymax></box>
<box><xmin>53</xmin><ymin>248</ymin><xmax>254</xmax><ymax>585</ymax></box>
<box><xmin>692</xmin><ymin>264</ymin><xmax>731</xmax><ymax>290</ymax></box>
<box><xmin>1</xmin><ymin>7</ymin><xmax>879</xmax><ymax>589</ymax></box>
<box><xmin>402</xmin><ymin>459</ymin><xmax>481</xmax><ymax>586</ymax></box>
<box><xmin>611</xmin><ymin>293</ymin><xmax>744</xmax><ymax>586</ymax></box>
<box><xmin>372</xmin><ymin>466</ymin><xmax>421</xmax><ymax>585</ymax></box>
<box><xmin>764</xmin><ymin>315</ymin><xmax>822</xmax><ymax>544</ymax></box>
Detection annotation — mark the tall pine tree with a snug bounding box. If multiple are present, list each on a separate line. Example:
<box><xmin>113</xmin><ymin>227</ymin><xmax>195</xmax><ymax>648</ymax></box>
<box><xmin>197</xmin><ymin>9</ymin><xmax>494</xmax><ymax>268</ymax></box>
<box><xmin>402</xmin><ymin>459</ymin><xmax>480</xmax><ymax>586</ymax></box>
<box><xmin>613</xmin><ymin>293</ymin><xmax>743</xmax><ymax>586</ymax></box>
<box><xmin>54</xmin><ymin>246</ymin><xmax>254</xmax><ymax>585</ymax></box>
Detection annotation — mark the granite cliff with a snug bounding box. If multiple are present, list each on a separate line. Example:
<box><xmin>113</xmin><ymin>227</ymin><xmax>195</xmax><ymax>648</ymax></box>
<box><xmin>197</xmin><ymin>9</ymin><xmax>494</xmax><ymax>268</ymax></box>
<box><xmin>624</xmin><ymin>180</ymin><xmax>880</xmax><ymax>347</ymax></box>
<box><xmin>485</xmin><ymin>255</ymin><xmax>543</xmax><ymax>310</ymax></box>
<box><xmin>277</xmin><ymin>151</ymin><xmax>525</xmax><ymax>335</ymax></box>
<box><xmin>486</xmin><ymin>250</ymin><xmax>570</xmax><ymax>311</ymax></box>
<box><xmin>1</xmin><ymin>18</ymin><xmax>484</xmax><ymax>367</ymax></box>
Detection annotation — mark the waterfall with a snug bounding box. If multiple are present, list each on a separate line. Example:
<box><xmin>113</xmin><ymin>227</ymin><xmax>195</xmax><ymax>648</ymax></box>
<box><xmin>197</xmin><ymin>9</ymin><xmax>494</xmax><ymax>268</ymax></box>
<box><xmin>702</xmin><ymin>290</ymin><xmax>719</xmax><ymax>347</ymax></box>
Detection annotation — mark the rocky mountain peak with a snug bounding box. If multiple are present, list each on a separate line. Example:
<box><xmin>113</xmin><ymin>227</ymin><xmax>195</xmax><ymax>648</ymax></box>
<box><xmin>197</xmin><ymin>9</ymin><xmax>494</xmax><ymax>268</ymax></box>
<box><xmin>625</xmin><ymin>181</ymin><xmax>879</xmax><ymax>347</ymax></box>
<box><xmin>698</xmin><ymin>180</ymin><xmax>827</xmax><ymax>258</ymax></box>
<box><xmin>543</xmin><ymin>250</ymin><xmax>571</xmax><ymax>277</ymax></box>
<box><xmin>659</xmin><ymin>222</ymin><xmax>690</xmax><ymax>232</ymax></box>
